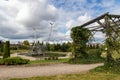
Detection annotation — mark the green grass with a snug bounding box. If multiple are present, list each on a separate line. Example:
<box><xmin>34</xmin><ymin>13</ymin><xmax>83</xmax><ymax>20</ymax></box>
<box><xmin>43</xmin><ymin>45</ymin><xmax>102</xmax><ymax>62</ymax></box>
<box><xmin>69</xmin><ymin>55</ymin><xmax>105</xmax><ymax>64</ymax></box>
<box><xmin>29</xmin><ymin>58</ymin><xmax>70</xmax><ymax>65</ymax></box>
<box><xmin>10</xmin><ymin>50</ymin><xmax>30</xmax><ymax>54</ymax></box>
<box><xmin>91</xmin><ymin>61</ymin><xmax>120</xmax><ymax>74</ymax></box>
<box><xmin>11</xmin><ymin>67</ymin><xmax>120</xmax><ymax>80</ymax></box>
<box><xmin>46</xmin><ymin>51</ymin><xmax>68</xmax><ymax>54</ymax></box>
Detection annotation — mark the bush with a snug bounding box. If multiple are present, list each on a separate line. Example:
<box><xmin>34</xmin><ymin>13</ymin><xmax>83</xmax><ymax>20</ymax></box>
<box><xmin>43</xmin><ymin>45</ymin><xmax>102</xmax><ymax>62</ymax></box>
<box><xmin>44</xmin><ymin>57</ymin><xmax>58</xmax><ymax>60</ymax></box>
<box><xmin>10</xmin><ymin>46</ymin><xmax>17</xmax><ymax>50</ymax></box>
<box><xmin>3</xmin><ymin>41</ymin><xmax>10</xmax><ymax>59</ymax></box>
<box><xmin>69</xmin><ymin>55</ymin><xmax>105</xmax><ymax>64</ymax></box>
<box><xmin>0</xmin><ymin>57</ymin><xmax>30</xmax><ymax>65</ymax></box>
<box><xmin>91</xmin><ymin>62</ymin><xmax>120</xmax><ymax>74</ymax></box>
<box><xmin>0</xmin><ymin>52</ymin><xmax>3</xmax><ymax>56</ymax></box>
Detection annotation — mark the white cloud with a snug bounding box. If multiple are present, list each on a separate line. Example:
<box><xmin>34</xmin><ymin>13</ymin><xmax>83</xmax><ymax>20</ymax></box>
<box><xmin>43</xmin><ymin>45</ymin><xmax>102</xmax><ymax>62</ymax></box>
<box><xmin>101</xmin><ymin>0</ymin><xmax>115</xmax><ymax>7</ymax></box>
<box><xmin>66</xmin><ymin>20</ymin><xmax>76</xmax><ymax>30</ymax></box>
<box><xmin>78</xmin><ymin>13</ymin><xmax>91</xmax><ymax>23</ymax></box>
<box><xmin>0</xmin><ymin>0</ymin><xmax>120</xmax><ymax>43</ymax></box>
<box><xmin>93</xmin><ymin>32</ymin><xmax>105</xmax><ymax>43</ymax></box>
<box><xmin>0</xmin><ymin>0</ymin><xmax>60</xmax><ymax>43</ymax></box>
<box><xmin>65</xmin><ymin>13</ymin><xmax>91</xmax><ymax>30</ymax></box>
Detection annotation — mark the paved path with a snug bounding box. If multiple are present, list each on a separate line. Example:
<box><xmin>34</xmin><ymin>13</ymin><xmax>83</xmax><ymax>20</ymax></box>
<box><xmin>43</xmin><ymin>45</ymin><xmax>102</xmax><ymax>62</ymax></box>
<box><xmin>0</xmin><ymin>63</ymin><xmax>103</xmax><ymax>80</ymax></box>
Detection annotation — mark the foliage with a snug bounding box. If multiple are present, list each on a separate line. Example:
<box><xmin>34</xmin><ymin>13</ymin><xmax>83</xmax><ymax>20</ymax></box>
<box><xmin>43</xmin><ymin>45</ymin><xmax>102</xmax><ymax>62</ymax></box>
<box><xmin>18</xmin><ymin>45</ymin><xmax>30</xmax><ymax>50</ymax></box>
<box><xmin>10</xmin><ymin>50</ymin><xmax>29</xmax><ymax>54</ymax></box>
<box><xmin>87</xmin><ymin>43</ymin><xmax>100</xmax><ymax>49</ymax></box>
<box><xmin>45</xmin><ymin>42</ymin><xmax>71</xmax><ymax>52</ymax></box>
<box><xmin>45</xmin><ymin>52</ymin><xmax>66</xmax><ymax>57</ymax></box>
<box><xmin>10</xmin><ymin>46</ymin><xmax>17</xmax><ymax>50</ymax></box>
<box><xmin>3</xmin><ymin>41</ymin><xmax>10</xmax><ymax>59</ymax></box>
<box><xmin>71</xmin><ymin>27</ymin><xmax>92</xmax><ymax>58</ymax></box>
<box><xmin>44</xmin><ymin>57</ymin><xmax>58</xmax><ymax>60</ymax></box>
<box><xmin>0</xmin><ymin>40</ymin><xmax>4</xmax><ymax>52</ymax></box>
<box><xmin>0</xmin><ymin>57</ymin><xmax>29</xmax><ymax>65</ymax></box>
<box><xmin>17</xmin><ymin>40</ymin><xmax>31</xmax><ymax>50</ymax></box>
<box><xmin>68</xmin><ymin>48</ymin><xmax>105</xmax><ymax>64</ymax></box>
<box><xmin>69</xmin><ymin>55</ymin><xmax>105</xmax><ymax>64</ymax></box>
<box><xmin>0</xmin><ymin>52</ymin><xmax>2</xmax><ymax>56</ymax></box>
<box><xmin>29</xmin><ymin>58</ymin><xmax>69</xmax><ymax>65</ymax></box>
<box><xmin>103</xmin><ymin>18</ymin><xmax>120</xmax><ymax>64</ymax></box>
<box><xmin>23</xmin><ymin>40</ymin><xmax>30</xmax><ymax>46</ymax></box>
<box><xmin>91</xmin><ymin>62</ymin><xmax>120</xmax><ymax>74</ymax></box>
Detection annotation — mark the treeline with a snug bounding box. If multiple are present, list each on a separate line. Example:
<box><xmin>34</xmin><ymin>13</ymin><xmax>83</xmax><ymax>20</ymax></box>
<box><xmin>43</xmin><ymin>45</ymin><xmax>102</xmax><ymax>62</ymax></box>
<box><xmin>7</xmin><ymin>40</ymin><xmax>72</xmax><ymax>52</ymax></box>
<box><xmin>0</xmin><ymin>41</ymin><xmax>4</xmax><ymax>52</ymax></box>
<box><xmin>0</xmin><ymin>40</ymin><xmax>101</xmax><ymax>53</ymax></box>
<box><xmin>45</xmin><ymin>42</ymin><xmax>72</xmax><ymax>52</ymax></box>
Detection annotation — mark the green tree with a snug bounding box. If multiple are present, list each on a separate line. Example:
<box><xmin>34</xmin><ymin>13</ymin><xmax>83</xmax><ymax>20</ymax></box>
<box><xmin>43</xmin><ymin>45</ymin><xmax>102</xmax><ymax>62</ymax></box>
<box><xmin>0</xmin><ymin>40</ymin><xmax>4</xmax><ymax>52</ymax></box>
<box><xmin>61</xmin><ymin>43</ymin><xmax>69</xmax><ymax>52</ymax></box>
<box><xmin>71</xmin><ymin>27</ymin><xmax>92</xmax><ymax>58</ymax></box>
<box><xmin>67</xmin><ymin>42</ymin><xmax>72</xmax><ymax>52</ymax></box>
<box><xmin>49</xmin><ymin>44</ymin><xmax>55</xmax><ymax>51</ymax></box>
<box><xmin>45</xmin><ymin>43</ymin><xmax>50</xmax><ymax>51</ymax></box>
<box><xmin>3</xmin><ymin>41</ymin><xmax>10</xmax><ymax>59</ymax></box>
<box><xmin>23</xmin><ymin>40</ymin><xmax>30</xmax><ymax>46</ymax></box>
<box><xmin>103</xmin><ymin>18</ymin><xmax>120</xmax><ymax>64</ymax></box>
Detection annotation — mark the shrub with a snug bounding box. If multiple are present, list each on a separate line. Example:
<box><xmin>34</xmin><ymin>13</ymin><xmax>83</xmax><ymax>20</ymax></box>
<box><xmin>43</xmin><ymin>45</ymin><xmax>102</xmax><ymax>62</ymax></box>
<box><xmin>44</xmin><ymin>57</ymin><xmax>58</xmax><ymax>60</ymax></box>
<box><xmin>3</xmin><ymin>41</ymin><xmax>10</xmax><ymax>59</ymax></box>
<box><xmin>71</xmin><ymin>27</ymin><xmax>92</xmax><ymax>59</ymax></box>
<box><xmin>91</xmin><ymin>62</ymin><xmax>120</xmax><ymax>74</ymax></box>
<box><xmin>10</xmin><ymin>46</ymin><xmax>17</xmax><ymax>50</ymax></box>
<box><xmin>0</xmin><ymin>52</ymin><xmax>3</xmax><ymax>56</ymax></box>
<box><xmin>69</xmin><ymin>55</ymin><xmax>105</xmax><ymax>64</ymax></box>
<box><xmin>0</xmin><ymin>57</ymin><xmax>30</xmax><ymax>65</ymax></box>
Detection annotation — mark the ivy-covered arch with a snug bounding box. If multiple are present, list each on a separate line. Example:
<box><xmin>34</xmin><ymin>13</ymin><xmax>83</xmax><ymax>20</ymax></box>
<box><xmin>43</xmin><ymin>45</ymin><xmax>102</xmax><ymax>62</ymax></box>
<box><xmin>71</xmin><ymin>27</ymin><xmax>92</xmax><ymax>58</ymax></box>
<box><xmin>71</xmin><ymin>12</ymin><xmax>120</xmax><ymax>64</ymax></box>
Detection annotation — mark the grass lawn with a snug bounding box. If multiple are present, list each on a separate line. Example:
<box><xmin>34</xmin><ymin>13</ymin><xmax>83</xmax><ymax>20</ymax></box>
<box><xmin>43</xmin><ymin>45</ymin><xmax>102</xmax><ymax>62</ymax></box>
<box><xmin>10</xmin><ymin>71</ymin><xmax>120</xmax><ymax>80</ymax></box>
<box><xmin>29</xmin><ymin>58</ymin><xmax>69</xmax><ymax>65</ymax></box>
<box><xmin>10</xmin><ymin>50</ymin><xmax>30</xmax><ymax>54</ymax></box>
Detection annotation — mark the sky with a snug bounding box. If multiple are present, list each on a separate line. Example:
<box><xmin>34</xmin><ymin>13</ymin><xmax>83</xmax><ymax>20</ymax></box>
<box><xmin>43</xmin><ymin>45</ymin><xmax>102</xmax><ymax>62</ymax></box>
<box><xmin>0</xmin><ymin>0</ymin><xmax>120</xmax><ymax>44</ymax></box>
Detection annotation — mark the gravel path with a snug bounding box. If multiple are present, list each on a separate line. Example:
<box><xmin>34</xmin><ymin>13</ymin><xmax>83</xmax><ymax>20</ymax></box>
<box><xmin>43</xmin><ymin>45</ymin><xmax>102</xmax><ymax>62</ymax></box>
<box><xmin>0</xmin><ymin>63</ymin><xmax>103</xmax><ymax>80</ymax></box>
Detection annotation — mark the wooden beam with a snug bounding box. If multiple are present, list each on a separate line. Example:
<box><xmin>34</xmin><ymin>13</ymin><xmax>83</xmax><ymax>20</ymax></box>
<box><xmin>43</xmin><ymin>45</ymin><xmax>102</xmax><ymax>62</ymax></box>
<box><xmin>86</xmin><ymin>25</ymin><xmax>101</xmax><ymax>29</ymax></box>
<box><xmin>109</xmin><ymin>14</ymin><xmax>120</xmax><ymax>18</ymax></box>
<box><xmin>91</xmin><ymin>29</ymin><xmax>103</xmax><ymax>31</ymax></box>
<box><xmin>79</xmin><ymin>12</ymin><xmax>109</xmax><ymax>27</ymax></box>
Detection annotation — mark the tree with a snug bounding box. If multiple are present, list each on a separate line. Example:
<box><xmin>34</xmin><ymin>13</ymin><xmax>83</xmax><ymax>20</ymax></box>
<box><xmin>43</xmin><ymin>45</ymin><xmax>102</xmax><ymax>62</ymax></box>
<box><xmin>49</xmin><ymin>44</ymin><xmax>55</xmax><ymax>51</ymax></box>
<box><xmin>23</xmin><ymin>40</ymin><xmax>30</xmax><ymax>46</ymax></box>
<box><xmin>71</xmin><ymin>27</ymin><xmax>92</xmax><ymax>58</ymax></box>
<box><xmin>0</xmin><ymin>40</ymin><xmax>4</xmax><ymax>52</ymax></box>
<box><xmin>67</xmin><ymin>42</ymin><xmax>72</xmax><ymax>52</ymax></box>
<box><xmin>102</xmin><ymin>16</ymin><xmax>120</xmax><ymax>64</ymax></box>
<box><xmin>3</xmin><ymin>41</ymin><xmax>10</xmax><ymax>59</ymax></box>
<box><xmin>45</xmin><ymin>43</ymin><xmax>50</xmax><ymax>51</ymax></box>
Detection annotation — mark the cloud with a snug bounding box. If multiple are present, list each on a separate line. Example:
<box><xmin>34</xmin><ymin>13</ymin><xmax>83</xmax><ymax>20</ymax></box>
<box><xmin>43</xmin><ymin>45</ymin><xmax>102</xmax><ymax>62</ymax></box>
<box><xmin>101</xmin><ymin>0</ymin><xmax>115</xmax><ymax>7</ymax></box>
<box><xmin>65</xmin><ymin>13</ymin><xmax>91</xmax><ymax>30</ymax></box>
<box><xmin>78</xmin><ymin>13</ymin><xmax>91</xmax><ymax>23</ymax></box>
<box><xmin>0</xmin><ymin>0</ymin><xmax>120</xmax><ymax>43</ymax></box>
<box><xmin>16</xmin><ymin>1</ymin><xmax>59</xmax><ymax>28</ymax></box>
<box><xmin>0</xmin><ymin>0</ymin><xmax>59</xmax><ymax>42</ymax></box>
<box><xmin>66</xmin><ymin>20</ymin><xmax>76</xmax><ymax>30</ymax></box>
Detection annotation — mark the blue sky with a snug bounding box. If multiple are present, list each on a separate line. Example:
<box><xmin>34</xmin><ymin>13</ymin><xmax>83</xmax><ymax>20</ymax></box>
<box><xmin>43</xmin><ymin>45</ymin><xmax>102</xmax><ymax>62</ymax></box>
<box><xmin>51</xmin><ymin>0</ymin><xmax>120</xmax><ymax>15</ymax></box>
<box><xmin>0</xmin><ymin>0</ymin><xmax>120</xmax><ymax>43</ymax></box>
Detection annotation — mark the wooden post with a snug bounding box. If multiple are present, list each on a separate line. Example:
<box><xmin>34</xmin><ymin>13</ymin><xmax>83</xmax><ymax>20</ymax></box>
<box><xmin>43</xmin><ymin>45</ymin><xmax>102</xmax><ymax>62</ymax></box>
<box><xmin>104</xmin><ymin>15</ymin><xmax>113</xmax><ymax>63</ymax></box>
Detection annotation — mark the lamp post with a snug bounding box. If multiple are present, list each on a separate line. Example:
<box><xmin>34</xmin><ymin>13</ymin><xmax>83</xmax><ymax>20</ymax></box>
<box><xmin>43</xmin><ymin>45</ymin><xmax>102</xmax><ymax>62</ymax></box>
<box><xmin>48</xmin><ymin>22</ymin><xmax>54</xmax><ymax>43</ymax></box>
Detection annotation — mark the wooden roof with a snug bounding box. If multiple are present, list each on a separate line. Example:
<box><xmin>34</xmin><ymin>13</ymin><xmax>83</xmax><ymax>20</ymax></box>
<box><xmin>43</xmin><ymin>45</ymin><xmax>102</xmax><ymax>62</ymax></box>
<box><xmin>78</xmin><ymin>12</ymin><xmax>120</xmax><ymax>31</ymax></box>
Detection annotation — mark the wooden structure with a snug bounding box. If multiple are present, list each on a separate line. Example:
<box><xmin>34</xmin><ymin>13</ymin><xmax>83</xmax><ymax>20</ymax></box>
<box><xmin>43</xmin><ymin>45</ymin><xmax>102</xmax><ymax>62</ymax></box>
<box><xmin>78</xmin><ymin>12</ymin><xmax>120</xmax><ymax>62</ymax></box>
<box><xmin>79</xmin><ymin>12</ymin><xmax>120</xmax><ymax>31</ymax></box>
